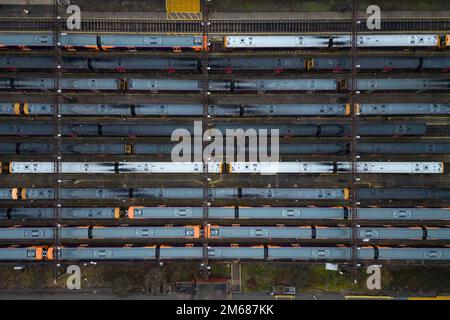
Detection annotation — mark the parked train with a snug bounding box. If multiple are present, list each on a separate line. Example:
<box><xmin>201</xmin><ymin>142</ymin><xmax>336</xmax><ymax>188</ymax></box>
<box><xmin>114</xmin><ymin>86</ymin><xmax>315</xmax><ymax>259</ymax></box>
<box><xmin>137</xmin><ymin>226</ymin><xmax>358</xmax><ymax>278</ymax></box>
<box><xmin>127</xmin><ymin>207</ymin><xmax>450</xmax><ymax>221</ymax></box>
<box><xmin>0</xmin><ymin>207</ymin><xmax>119</xmax><ymax>219</ymax></box>
<box><xmin>0</xmin><ymin>226</ymin><xmax>200</xmax><ymax>240</ymax></box>
<box><xmin>205</xmin><ymin>226</ymin><xmax>450</xmax><ymax>240</ymax></box>
<box><xmin>2</xmin><ymin>103</ymin><xmax>448</xmax><ymax>117</ymax></box>
<box><xmin>0</xmin><ymin>33</ymin><xmax>206</xmax><ymax>51</ymax></box>
<box><xmin>0</xmin><ymin>225</ymin><xmax>449</xmax><ymax>241</ymax></box>
<box><xmin>1</xmin><ymin>33</ymin><xmax>449</xmax><ymax>51</ymax></box>
<box><xmin>227</xmin><ymin>161</ymin><xmax>444</xmax><ymax>174</ymax></box>
<box><xmin>0</xmin><ymin>188</ymin><xmax>350</xmax><ymax>201</ymax></box>
<box><xmin>1</xmin><ymin>77</ymin><xmax>449</xmax><ymax>92</ymax></box>
<box><xmin>0</xmin><ymin>56</ymin><xmax>201</xmax><ymax>71</ymax></box>
<box><xmin>1</xmin><ymin>142</ymin><xmax>449</xmax><ymax>156</ymax></box>
<box><xmin>1</xmin><ymin>187</ymin><xmax>450</xmax><ymax>201</ymax></box>
<box><xmin>0</xmin><ymin>122</ymin><xmax>428</xmax><ymax>137</ymax></box>
<box><xmin>1</xmin><ymin>161</ymin><xmax>444</xmax><ymax>175</ymax></box>
<box><xmin>1</xmin><ymin>246</ymin><xmax>450</xmax><ymax>261</ymax></box>
<box><xmin>210</xmin><ymin>56</ymin><xmax>450</xmax><ymax>72</ymax></box>
<box><xmin>1</xmin><ymin>207</ymin><xmax>450</xmax><ymax>221</ymax></box>
<box><xmin>223</xmin><ymin>34</ymin><xmax>449</xmax><ymax>49</ymax></box>
<box><xmin>0</xmin><ymin>103</ymin><xmax>351</xmax><ymax>117</ymax></box>
<box><xmin>2</xmin><ymin>161</ymin><xmax>223</xmax><ymax>174</ymax></box>
<box><xmin>2</xmin><ymin>56</ymin><xmax>449</xmax><ymax>72</ymax></box>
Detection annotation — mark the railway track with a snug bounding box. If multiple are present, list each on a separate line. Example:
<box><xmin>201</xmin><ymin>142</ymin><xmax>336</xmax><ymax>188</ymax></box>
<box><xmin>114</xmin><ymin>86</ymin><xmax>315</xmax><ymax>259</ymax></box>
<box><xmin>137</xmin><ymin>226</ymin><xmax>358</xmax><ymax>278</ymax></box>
<box><xmin>0</xmin><ymin>18</ymin><xmax>449</xmax><ymax>33</ymax></box>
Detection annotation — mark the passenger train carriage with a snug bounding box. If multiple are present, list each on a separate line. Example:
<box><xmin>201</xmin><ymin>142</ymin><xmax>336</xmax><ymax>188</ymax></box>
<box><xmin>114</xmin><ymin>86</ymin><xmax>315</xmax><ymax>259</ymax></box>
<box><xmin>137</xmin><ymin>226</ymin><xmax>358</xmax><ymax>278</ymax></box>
<box><xmin>1</xmin><ymin>161</ymin><xmax>444</xmax><ymax>174</ymax></box>
<box><xmin>2</xmin><ymin>207</ymin><xmax>450</xmax><ymax>221</ymax></box>
<box><xmin>2</xmin><ymin>246</ymin><xmax>450</xmax><ymax>261</ymax></box>
<box><xmin>224</xmin><ymin>34</ymin><xmax>444</xmax><ymax>49</ymax></box>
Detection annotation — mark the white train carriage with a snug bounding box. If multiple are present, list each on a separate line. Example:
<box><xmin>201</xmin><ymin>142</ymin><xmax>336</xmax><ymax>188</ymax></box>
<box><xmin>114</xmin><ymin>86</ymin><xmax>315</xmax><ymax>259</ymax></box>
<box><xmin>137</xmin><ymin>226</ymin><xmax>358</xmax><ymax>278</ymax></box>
<box><xmin>356</xmin><ymin>34</ymin><xmax>439</xmax><ymax>48</ymax></box>
<box><xmin>354</xmin><ymin>162</ymin><xmax>443</xmax><ymax>174</ymax></box>
<box><xmin>357</xmin><ymin>103</ymin><xmax>450</xmax><ymax>115</ymax></box>
<box><xmin>224</xmin><ymin>35</ymin><xmax>331</xmax><ymax>48</ymax></box>
<box><xmin>224</xmin><ymin>34</ymin><xmax>440</xmax><ymax>49</ymax></box>
<box><xmin>6</xmin><ymin>162</ymin><xmax>223</xmax><ymax>174</ymax></box>
<box><xmin>227</xmin><ymin>162</ymin><xmax>444</xmax><ymax>174</ymax></box>
<box><xmin>228</xmin><ymin>162</ymin><xmax>336</xmax><ymax>174</ymax></box>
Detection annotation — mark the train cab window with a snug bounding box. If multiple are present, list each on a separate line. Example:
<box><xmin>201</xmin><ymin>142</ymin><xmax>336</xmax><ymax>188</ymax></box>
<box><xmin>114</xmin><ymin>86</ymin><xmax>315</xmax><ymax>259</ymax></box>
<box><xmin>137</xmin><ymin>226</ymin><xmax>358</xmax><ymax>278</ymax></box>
<box><xmin>193</xmin><ymin>38</ymin><xmax>202</xmax><ymax>45</ymax></box>
<box><xmin>185</xmin><ymin>229</ymin><xmax>194</xmax><ymax>236</ymax></box>
<box><xmin>210</xmin><ymin>229</ymin><xmax>219</xmax><ymax>237</ymax></box>
<box><xmin>27</xmin><ymin>250</ymin><xmax>36</xmax><ymax>258</ymax></box>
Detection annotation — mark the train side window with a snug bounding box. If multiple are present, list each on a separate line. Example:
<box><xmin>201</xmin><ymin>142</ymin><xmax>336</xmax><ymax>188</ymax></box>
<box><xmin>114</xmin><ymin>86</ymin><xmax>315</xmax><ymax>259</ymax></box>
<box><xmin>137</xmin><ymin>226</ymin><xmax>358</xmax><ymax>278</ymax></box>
<box><xmin>27</xmin><ymin>250</ymin><xmax>36</xmax><ymax>258</ymax></box>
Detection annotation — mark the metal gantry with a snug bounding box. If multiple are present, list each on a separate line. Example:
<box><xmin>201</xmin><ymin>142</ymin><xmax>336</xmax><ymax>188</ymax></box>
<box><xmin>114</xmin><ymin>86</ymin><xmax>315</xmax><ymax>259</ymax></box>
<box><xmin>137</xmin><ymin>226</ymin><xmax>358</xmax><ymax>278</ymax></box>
<box><xmin>349</xmin><ymin>0</ymin><xmax>359</xmax><ymax>283</ymax></box>
<box><xmin>52</xmin><ymin>0</ymin><xmax>63</xmax><ymax>284</ymax></box>
<box><xmin>200</xmin><ymin>0</ymin><xmax>210</xmax><ymax>280</ymax></box>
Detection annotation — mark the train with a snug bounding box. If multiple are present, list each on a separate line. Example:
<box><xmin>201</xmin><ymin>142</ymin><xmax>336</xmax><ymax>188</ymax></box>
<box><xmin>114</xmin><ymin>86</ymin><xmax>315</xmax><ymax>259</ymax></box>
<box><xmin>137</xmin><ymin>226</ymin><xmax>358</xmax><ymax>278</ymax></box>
<box><xmin>1</xmin><ymin>56</ymin><xmax>449</xmax><ymax>72</ymax></box>
<box><xmin>1</xmin><ymin>142</ymin><xmax>449</xmax><ymax>156</ymax></box>
<box><xmin>2</xmin><ymin>33</ymin><xmax>449</xmax><ymax>51</ymax></box>
<box><xmin>0</xmin><ymin>103</ymin><xmax>352</xmax><ymax>117</ymax></box>
<box><xmin>0</xmin><ymin>226</ymin><xmax>201</xmax><ymax>240</ymax></box>
<box><xmin>1</xmin><ymin>103</ymin><xmax>448</xmax><ymax>117</ymax></box>
<box><xmin>0</xmin><ymin>122</ymin><xmax>428</xmax><ymax>137</ymax></box>
<box><xmin>1</xmin><ymin>187</ymin><xmax>450</xmax><ymax>201</ymax></box>
<box><xmin>1</xmin><ymin>207</ymin><xmax>450</xmax><ymax>221</ymax></box>
<box><xmin>0</xmin><ymin>225</ymin><xmax>449</xmax><ymax>241</ymax></box>
<box><xmin>0</xmin><ymin>188</ymin><xmax>350</xmax><ymax>201</ymax></box>
<box><xmin>1</xmin><ymin>246</ymin><xmax>450</xmax><ymax>261</ymax></box>
<box><xmin>2</xmin><ymin>161</ymin><xmax>223</xmax><ymax>174</ymax></box>
<box><xmin>0</xmin><ymin>33</ymin><xmax>206</xmax><ymax>51</ymax></box>
<box><xmin>223</xmin><ymin>34</ymin><xmax>449</xmax><ymax>49</ymax></box>
<box><xmin>227</xmin><ymin>161</ymin><xmax>444</xmax><ymax>174</ymax></box>
<box><xmin>1</xmin><ymin>161</ymin><xmax>444</xmax><ymax>175</ymax></box>
<box><xmin>1</xmin><ymin>77</ymin><xmax>449</xmax><ymax>92</ymax></box>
